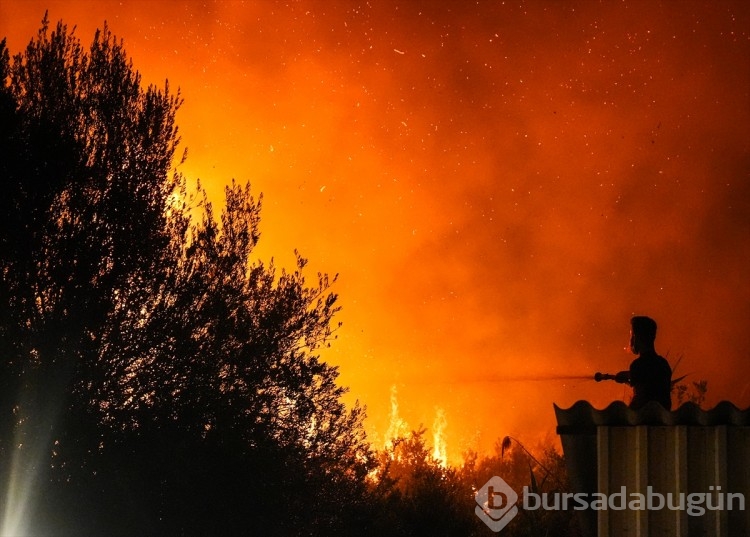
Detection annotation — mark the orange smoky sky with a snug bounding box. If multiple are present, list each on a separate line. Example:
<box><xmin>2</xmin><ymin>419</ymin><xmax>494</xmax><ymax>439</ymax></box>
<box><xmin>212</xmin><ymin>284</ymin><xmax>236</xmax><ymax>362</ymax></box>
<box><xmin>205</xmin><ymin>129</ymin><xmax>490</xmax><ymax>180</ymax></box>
<box><xmin>2</xmin><ymin>1</ymin><xmax>749</xmax><ymax>462</ymax></box>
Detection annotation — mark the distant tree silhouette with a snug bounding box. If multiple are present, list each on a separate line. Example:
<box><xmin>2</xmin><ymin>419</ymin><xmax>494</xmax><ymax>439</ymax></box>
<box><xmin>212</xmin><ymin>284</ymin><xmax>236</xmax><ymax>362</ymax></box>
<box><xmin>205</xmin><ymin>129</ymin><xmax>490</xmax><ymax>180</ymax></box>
<box><xmin>0</xmin><ymin>15</ymin><xmax>372</xmax><ymax>535</ymax></box>
<box><xmin>370</xmin><ymin>429</ymin><xmax>477</xmax><ymax>537</ymax></box>
<box><xmin>366</xmin><ymin>428</ymin><xmax>582</xmax><ymax>537</ymax></box>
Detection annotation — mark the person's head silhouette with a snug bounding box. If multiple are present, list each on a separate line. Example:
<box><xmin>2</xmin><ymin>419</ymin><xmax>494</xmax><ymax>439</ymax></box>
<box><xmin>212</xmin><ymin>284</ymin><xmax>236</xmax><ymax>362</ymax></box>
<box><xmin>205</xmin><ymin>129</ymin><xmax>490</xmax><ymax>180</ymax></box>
<box><xmin>630</xmin><ymin>316</ymin><xmax>657</xmax><ymax>355</ymax></box>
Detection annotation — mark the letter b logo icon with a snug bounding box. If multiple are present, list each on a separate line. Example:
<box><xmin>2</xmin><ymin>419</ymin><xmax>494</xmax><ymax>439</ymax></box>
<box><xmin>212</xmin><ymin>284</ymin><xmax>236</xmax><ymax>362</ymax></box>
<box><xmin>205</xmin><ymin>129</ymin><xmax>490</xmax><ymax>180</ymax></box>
<box><xmin>475</xmin><ymin>476</ymin><xmax>519</xmax><ymax>532</ymax></box>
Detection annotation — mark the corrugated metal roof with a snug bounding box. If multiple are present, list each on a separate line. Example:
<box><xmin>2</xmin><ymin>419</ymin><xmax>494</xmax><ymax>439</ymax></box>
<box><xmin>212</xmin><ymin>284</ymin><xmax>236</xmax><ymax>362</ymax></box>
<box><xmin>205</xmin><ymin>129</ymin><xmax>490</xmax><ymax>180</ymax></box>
<box><xmin>555</xmin><ymin>400</ymin><xmax>750</xmax><ymax>432</ymax></box>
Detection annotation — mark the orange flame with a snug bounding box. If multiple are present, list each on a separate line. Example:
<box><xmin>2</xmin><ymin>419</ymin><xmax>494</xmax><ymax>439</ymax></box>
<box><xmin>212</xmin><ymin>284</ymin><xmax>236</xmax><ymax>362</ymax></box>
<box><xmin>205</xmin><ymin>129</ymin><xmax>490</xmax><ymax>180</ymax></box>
<box><xmin>384</xmin><ymin>385</ymin><xmax>408</xmax><ymax>451</ymax></box>
<box><xmin>432</xmin><ymin>407</ymin><xmax>448</xmax><ymax>467</ymax></box>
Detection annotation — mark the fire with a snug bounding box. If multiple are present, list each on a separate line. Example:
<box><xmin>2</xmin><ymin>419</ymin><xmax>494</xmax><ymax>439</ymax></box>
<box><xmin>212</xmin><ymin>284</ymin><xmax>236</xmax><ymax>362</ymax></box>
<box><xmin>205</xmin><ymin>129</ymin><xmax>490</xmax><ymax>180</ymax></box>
<box><xmin>384</xmin><ymin>385</ymin><xmax>408</xmax><ymax>450</ymax></box>
<box><xmin>432</xmin><ymin>407</ymin><xmax>448</xmax><ymax>467</ymax></box>
<box><xmin>384</xmin><ymin>386</ymin><xmax>449</xmax><ymax>465</ymax></box>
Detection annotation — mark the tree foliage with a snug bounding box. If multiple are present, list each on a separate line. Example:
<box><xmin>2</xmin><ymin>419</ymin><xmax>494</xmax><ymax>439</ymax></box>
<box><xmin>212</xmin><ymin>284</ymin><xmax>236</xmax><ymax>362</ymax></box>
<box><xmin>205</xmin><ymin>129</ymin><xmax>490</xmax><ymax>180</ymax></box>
<box><xmin>371</xmin><ymin>428</ymin><xmax>477</xmax><ymax>536</ymax></box>
<box><xmin>368</xmin><ymin>429</ymin><xmax>581</xmax><ymax>537</ymax></box>
<box><xmin>0</xmin><ymin>16</ymin><xmax>371</xmax><ymax>535</ymax></box>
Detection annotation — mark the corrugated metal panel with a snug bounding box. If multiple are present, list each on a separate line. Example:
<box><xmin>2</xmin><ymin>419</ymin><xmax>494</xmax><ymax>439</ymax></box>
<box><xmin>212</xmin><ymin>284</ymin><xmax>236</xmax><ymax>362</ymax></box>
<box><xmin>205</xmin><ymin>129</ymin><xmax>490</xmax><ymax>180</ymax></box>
<box><xmin>555</xmin><ymin>401</ymin><xmax>750</xmax><ymax>537</ymax></box>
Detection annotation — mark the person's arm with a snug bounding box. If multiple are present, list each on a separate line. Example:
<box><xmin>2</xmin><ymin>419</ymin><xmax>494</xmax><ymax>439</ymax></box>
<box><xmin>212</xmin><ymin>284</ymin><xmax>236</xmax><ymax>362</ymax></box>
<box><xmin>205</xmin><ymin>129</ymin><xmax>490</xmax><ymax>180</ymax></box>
<box><xmin>614</xmin><ymin>370</ymin><xmax>630</xmax><ymax>384</ymax></box>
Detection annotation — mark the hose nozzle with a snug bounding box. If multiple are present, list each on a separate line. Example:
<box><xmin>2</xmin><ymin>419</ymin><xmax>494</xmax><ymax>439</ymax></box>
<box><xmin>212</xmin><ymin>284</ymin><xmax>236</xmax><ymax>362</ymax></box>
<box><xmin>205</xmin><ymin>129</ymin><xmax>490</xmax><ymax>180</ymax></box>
<box><xmin>594</xmin><ymin>372</ymin><xmax>616</xmax><ymax>382</ymax></box>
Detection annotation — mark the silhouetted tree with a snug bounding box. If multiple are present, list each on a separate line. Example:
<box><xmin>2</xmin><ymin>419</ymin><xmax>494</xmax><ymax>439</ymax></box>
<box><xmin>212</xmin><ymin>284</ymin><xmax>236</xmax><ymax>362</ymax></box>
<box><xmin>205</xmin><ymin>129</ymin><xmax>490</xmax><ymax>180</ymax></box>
<box><xmin>370</xmin><ymin>429</ymin><xmax>477</xmax><ymax>537</ymax></box>
<box><xmin>0</xmin><ymin>16</ymin><xmax>184</xmax><ymax>533</ymax></box>
<box><xmin>0</xmin><ymin>16</ymin><xmax>372</xmax><ymax>536</ymax></box>
<box><xmin>367</xmin><ymin>428</ymin><xmax>582</xmax><ymax>537</ymax></box>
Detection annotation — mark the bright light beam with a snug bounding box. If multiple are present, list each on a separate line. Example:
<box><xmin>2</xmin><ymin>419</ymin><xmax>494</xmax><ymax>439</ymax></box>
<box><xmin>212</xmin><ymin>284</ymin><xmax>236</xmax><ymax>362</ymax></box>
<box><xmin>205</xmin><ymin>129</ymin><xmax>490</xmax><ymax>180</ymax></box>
<box><xmin>2</xmin><ymin>393</ymin><xmax>59</xmax><ymax>536</ymax></box>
